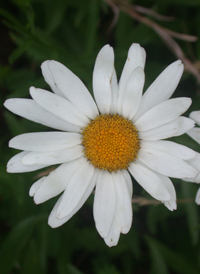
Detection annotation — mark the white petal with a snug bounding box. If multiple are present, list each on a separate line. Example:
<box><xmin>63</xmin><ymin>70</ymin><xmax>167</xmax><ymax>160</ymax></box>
<box><xmin>187</xmin><ymin>128</ymin><xmax>200</xmax><ymax>144</ymax></box>
<box><xmin>138</xmin><ymin>148</ymin><xmax>198</xmax><ymax>179</ymax></box>
<box><xmin>43</xmin><ymin>60</ymin><xmax>99</xmax><ymax>119</ymax></box>
<box><xmin>122</xmin><ymin>67</ymin><xmax>145</xmax><ymax>120</ymax></box>
<box><xmin>9</xmin><ymin>132</ymin><xmax>82</xmax><ymax>152</ymax></box>
<box><xmin>29</xmin><ymin>177</ymin><xmax>46</xmax><ymax>197</ymax></box>
<box><xmin>118</xmin><ymin>44</ymin><xmax>145</xmax><ymax>114</ymax></box>
<box><xmin>48</xmin><ymin>169</ymin><xmax>99</xmax><ymax>228</ymax></box>
<box><xmin>128</xmin><ymin>161</ymin><xmax>170</xmax><ymax>201</ymax></box>
<box><xmin>112</xmin><ymin>171</ymin><xmax>132</xmax><ymax>234</ymax></box>
<box><xmin>189</xmin><ymin>111</ymin><xmax>200</xmax><ymax>126</ymax></box>
<box><xmin>186</xmin><ymin>153</ymin><xmax>200</xmax><ymax>172</ymax></box>
<box><xmin>41</xmin><ymin>61</ymin><xmax>64</xmax><ymax>97</ymax></box>
<box><xmin>121</xmin><ymin>169</ymin><xmax>133</xmax><ymax>198</ymax></box>
<box><xmin>134</xmin><ymin>60</ymin><xmax>184</xmax><ymax>120</ymax></box>
<box><xmin>4</xmin><ymin>99</ymin><xmax>81</xmax><ymax>132</ymax></box>
<box><xmin>140</xmin><ymin>140</ymin><xmax>196</xmax><ymax>160</ymax></box>
<box><xmin>135</xmin><ymin>98</ymin><xmax>191</xmax><ymax>131</ymax></box>
<box><xmin>93</xmin><ymin>45</ymin><xmax>114</xmax><ymax>114</ymax></box>
<box><xmin>109</xmin><ymin>69</ymin><xmax>119</xmax><ymax>114</ymax></box>
<box><xmin>33</xmin><ymin>157</ymin><xmax>86</xmax><ymax>204</ymax></box>
<box><xmin>157</xmin><ymin>174</ymin><xmax>177</xmax><ymax>211</ymax></box>
<box><xmin>93</xmin><ymin>171</ymin><xmax>116</xmax><ymax>238</ymax></box>
<box><xmin>7</xmin><ymin>151</ymin><xmax>48</xmax><ymax>173</ymax></box>
<box><xmin>30</xmin><ymin>87</ymin><xmax>89</xmax><ymax>127</ymax></box>
<box><xmin>21</xmin><ymin>145</ymin><xmax>83</xmax><ymax>165</ymax></box>
<box><xmin>195</xmin><ymin>188</ymin><xmax>200</xmax><ymax>205</ymax></box>
<box><xmin>56</xmin><ymin>161</ymin><xmax>94</xmax><ymax>218</ymax></box>
<box><xmin>104</xmin><ymin>219</ymin><xmax>120</xmax><ymax>247</ymax></box>
<box><xmin>139</xmin><ymin>117</ymin><xmax>195</xmax><ymax>140</ymax></box>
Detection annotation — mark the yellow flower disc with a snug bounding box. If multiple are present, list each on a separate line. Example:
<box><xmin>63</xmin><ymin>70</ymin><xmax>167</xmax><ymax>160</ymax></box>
<box><xmin>81</xmin><ymin>114</ymin><xmax>140</xmax><ymax>172</ymax></box>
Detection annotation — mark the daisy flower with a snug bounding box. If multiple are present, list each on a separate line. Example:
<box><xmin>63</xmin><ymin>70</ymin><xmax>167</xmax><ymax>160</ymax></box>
<box><xmin>4</xmin><ymin>43</ymin><xmax>198</xmax><ymax>247</ymax></box>
<box><xmin>186</xmin><ymin>111</ymin><xmax>200</xmax><ymax>204</ymax></box>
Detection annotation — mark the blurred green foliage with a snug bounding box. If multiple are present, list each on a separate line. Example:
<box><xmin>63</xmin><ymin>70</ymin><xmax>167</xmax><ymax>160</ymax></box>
<box><xmin>1</xmin><ymin>0</ymin><xmax>200</xmax><ymax>273</ymax></box>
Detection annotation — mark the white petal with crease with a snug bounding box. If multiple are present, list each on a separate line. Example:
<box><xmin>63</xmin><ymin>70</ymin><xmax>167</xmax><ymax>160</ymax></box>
<box><xmin>7</xmin><ymin>151</ymin><xmax>48</xmax><ymax>173</ymax></box>
<box><xmin>93</xmin><ymin>45</ymin><xmax>114</xmax><ymax>114</ymax></box>
<box><xmin>48</xmin><ymin>169</ymin><xmax>99</xmax><ymax>228</ymax></box>
<box><xmin>41</xmin><ymin>61</ymin><xmax>64</xmax><ymax>97</ymax></box>
<box><xmin>138</xmin><ymin>148</ymin><xmax>198</xmax><ymax>179</ymax></box>
<box><xmin>30</xmin><ymin>87</ymin><xmax>89</xmax><ymax>127</ymax></box>
<box><xmin>29</xmin><ymin>177</ymin><xmax>46</xmax><ymax>197</ymax></box>
<box><xmin>139</xmin><ymin>117</ymin><xmax>195</xmax><ymax>140</ymax></box>
<box><xmin>56</xmin><ymin>161</ymin><xmax>94</xmax><ymax>218</ymax></box>
<box><xmin>128</xmin><ymin>161</ymin><xmax>170</xmax><ymax>201</ymax></box>
<box><xmin>122</xmin><ymin>67</ymin><xmax>145</xmax><ymax>119</ymax></box>
<box><xmin>93</xmin><ymin>171</ymin><xmax>116</xmax><ymax>238</ymax></box>
<box><xmin>44</xmin><ymin>60</ymin><xmax>98</xmax><ymax>119</ymax></box>
<box><xmin>104</xmin><ymin>219</ymin><xmax>120</xmax><ymax>247</ymax></box>
<box><xmin>121</xmin><ymin>169</ymin><xmax>133</xmax><ymax>198</ymax></box>
<box><xmin>4</xmin><ymin>99</ymin><xmax>81</xmax><ymax>132</ymax></box>
<box><xmin>112</xmin><ymin>171</ymin><xmax>132</xmax><ymax>234</ymax></box>
<box><xmin>140</xmin><ymin>140</ymin><xmax>196</xmax><ymax>160</ymax></box>
<box><xmin>134</xmin><ymin>60</ymin><xmax>184</xmax><ymax>120</ymax></box>
<box><xmin>135</xmin><ymin>98</ymin><xmax>191</xmax><ymax>131</ymax></box>
<box><xmin>34</xmin><ymin>157</ymin><xmax>86</xmax><ymax>204</ymax></box>
<box><xmin>21</xmin><ymin>145</ymin><xmax>83</xmax><ymax>165</ymax></box>
<box><xmin>110</xmin><ymin>69</ymin><xmax>118</xmax><ymax>114</ymax></box>
<box><xmin>189</xmin><ymin>111</ymin><xmax>200</xmax><ymax>126</ymax></box>
<box><xmin>118</xmin><ymin>43</ymin><xmax>145</xmax><ymax>113</ymax></box>
<box><xmin>9</xmin><ymin>132</ymin><xmax>82</xmax><ymax>152</ymax></box>
<box><xmin>187</xmin><ymin>128</ymin><xmax>200</xmax><ymax>144</ymax></box>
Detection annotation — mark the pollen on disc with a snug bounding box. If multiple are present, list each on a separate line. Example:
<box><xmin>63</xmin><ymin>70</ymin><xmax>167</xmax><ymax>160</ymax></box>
<box><xmin>81</xmin><ymin>114</ymin><xmax>140</xmax><ymax>172</ymax></box>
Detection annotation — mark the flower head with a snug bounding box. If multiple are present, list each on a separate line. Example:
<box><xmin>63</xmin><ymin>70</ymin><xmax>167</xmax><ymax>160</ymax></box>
<box><xmin>4</xmin><ymin>43</ymin><xmax>198</xmax><ymax>247</ymax></box>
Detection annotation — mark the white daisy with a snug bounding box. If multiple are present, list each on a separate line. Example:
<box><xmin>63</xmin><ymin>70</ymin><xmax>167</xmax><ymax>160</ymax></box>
<box><xmin>4</xmin><ymin>43</ymin><xmax>198</xmax><ymax>247</ymax></box>
<box><xmin>186</xmin><ymin>111</ymin><xmax>200</xmax><ymax>204</ymax></box>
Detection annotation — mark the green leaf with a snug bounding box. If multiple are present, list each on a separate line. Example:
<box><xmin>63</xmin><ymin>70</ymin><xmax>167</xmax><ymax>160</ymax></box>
<box><xmin>181</xmin><ymin>182</ymin><xmax>199</xmax><ymax>245</ymax></box>
<box><xmin>0</xmin><ymin>215</ymin><xmax>47</xmax><ymax>274</ymax></box>
<box><xmin>145</xmin><ymin>237</ymin><xmax>169</xmax><ymax>274</ymax></box>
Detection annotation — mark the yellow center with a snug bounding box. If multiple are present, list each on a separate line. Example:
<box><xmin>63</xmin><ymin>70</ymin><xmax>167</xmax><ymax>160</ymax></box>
<box><xmin>81</xmin><ymin>114</ymin><xmax>140</xmax><ymax>172</ymax></box>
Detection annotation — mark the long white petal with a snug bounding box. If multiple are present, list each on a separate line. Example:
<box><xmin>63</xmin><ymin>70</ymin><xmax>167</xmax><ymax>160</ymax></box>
<box><xmin>157</xmin><ymin>173</ymin><xmax>177</xmax><ymax>211</ymax></box>
<box><xmin>42</xmin><ymin>60</ymin><xmax>99</xmax><ymax>119</ymax></box>
<box><xmin>118</xmin><ymin>44</ymin><xmax>145</xmax><ymax>114</ymax></box>
<box><xmin>135</xmin><ymin>98</ymin><xmax>191</xmax><ymax>131</ymax></box>
<box><xmin>128</xmin><ymin>162</ymin><xmax>170</xmax><ymax>201</ymax></box>
<box><xmin>7</xmin><ymin>151</ymin><xmax>48</xmax><ymax>173</ymax></box>
<box><xmin>93</xmin><ymin>171</ymin><xmax>116</xmax><ymax>238</ymax></box>
<box><xmin>109</xmin><ymin>69</ymin><xmax>119</xmax><ymax>114</ymax></box>
<box><xmin>56</xmin><ymin>161</ymin><xmax>94</xmax><ymax>219</ymax></box>
<box><xmin>140</xmin><ymin>140</ymin><xmax>196</xmax><ymax>160</ymax></box>
<box><xmin>4</xmin><ymin>99</ymin><xmax>81</xmax><ymax>132</ymax></box>
<box><xmin>121</xmin><ymin>169</ymin><xmax>133</xmax><ymax>198</ymax></box>
<box><xmin>195</xmin><ymin>188</ymin><xmax>200</xmax><ymax>205</ymax></box>
<box><xmin>29</xmin><ymin>176</ymin><xmax>46</xmax><ymax>197</ymax></box>
<box><xmin>104</xmin><ymin>219</ymin><xmax>120</xmax><ymax>247</ymax></box>
<box><xmin>134</xmin><ymin>60</ymin><xmax>184</xmax><ymax>120</ymax></box>
<box><xmin>186</xmin><ymin>153</ymin><xmax>200</xmax><ymax>172</ymax></box>
<box><xmin>112</xmin><ymin>171</ymin><xmax>132</xmax><ymax>234</ymax></box>
<box><xmin>122</xmin><ymin>67</ymin><xmax>145</xmax><ymax>120</ymax></box>
<box><xmin>30</xmin><ymin>87</ymin><xmax>89</xmax><ymax>127</ymax></box>
<box><xmin>93</xmin><ymin>45</ymin><xmax>114</xmax><ymax>114</ymax></box>
<box><xmin>9</xmin><ymin>132</ymin><xmax>82</xmax><ymax>152</ymax></box>
<box><xmin>139</xmin><ymin>117</ymin><xmax>195</xmax><ymax>140</ymax></box>
<box><xmin>187</xmin><ymin>128</ymin><xmax>200</xmax><ymax>144</ymax></box>
<box><xmin>21</xmin><ymin>145</ymin><xmax>83</xmax><ymax>165</ymax></box>
<box><xmin>33</xmin><ymin>157</ymin><xmax>86</xmax><ymax>204</ymax></box>
<box><xmin>48</xmin><ymin>169</ymin><xmax>99</xmax><ymax>228</ymax></box>
<box><xmin>41</xmin><ymin>61</ymin><xmax>64</xmax><ymax>97</ymax></box>
<box><xmin>189</xmin><ymin>111</ymin><xmax>200</xmax><ymax>126</ymax></box>
<box><xmin>138</xmin><ymin>148</ymin><xmax>198</xmax><ymax>179</ymax></box>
